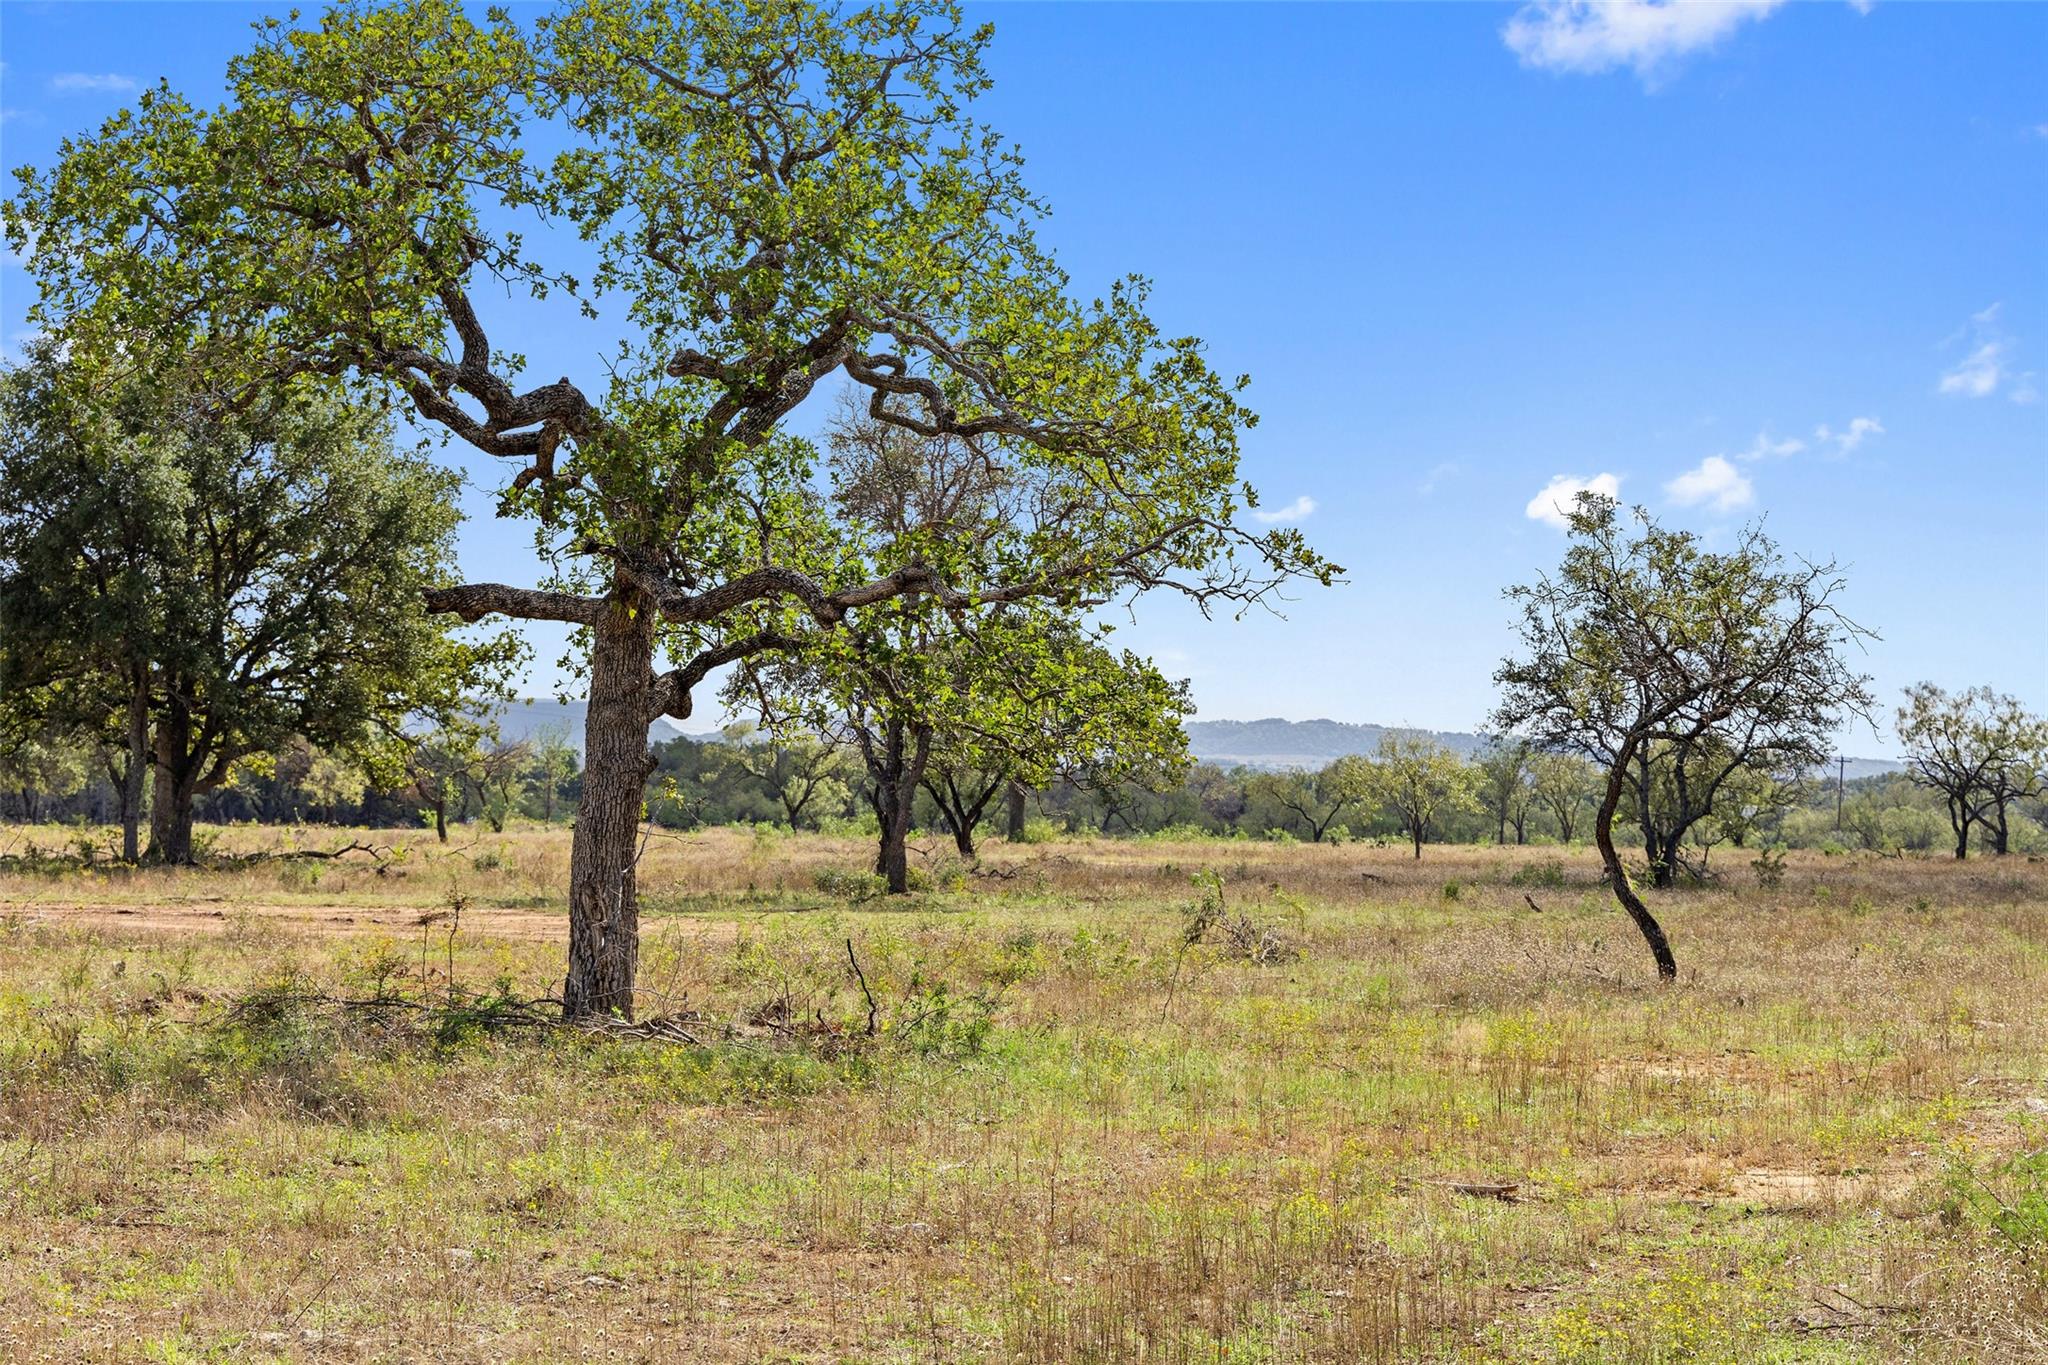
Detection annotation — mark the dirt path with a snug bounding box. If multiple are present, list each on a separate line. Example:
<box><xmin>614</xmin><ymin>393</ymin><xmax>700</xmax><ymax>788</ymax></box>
<box><xmin>1</xmin><ymin>897</ymin><xmax>759</xmax><ymax>949</ymax></box>
<box><xmin>1</xmin><ymin>897</ymin><xmax>570</xmax><ymax>940</ymax></box>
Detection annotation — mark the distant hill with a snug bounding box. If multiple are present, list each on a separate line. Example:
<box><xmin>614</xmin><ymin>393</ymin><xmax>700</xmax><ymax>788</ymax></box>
<box><xmin>1186</xmin><ymin>718</ymin><xmax>1905</xmax><ymax>777</ymax></box>
<box><xmin>490</xmin><ymin>699</ymin><xmax>692</xmax><ymax>758</ymax></box>
<box><xmin>1184</xmin><ymin>718</ymin><xmax>1487</xmax><ymax>769</ymax></box>
<box><xmin>490</xmin><ymin>701</ymin><xmax>1903</xmax><ymax>776</ymax></box>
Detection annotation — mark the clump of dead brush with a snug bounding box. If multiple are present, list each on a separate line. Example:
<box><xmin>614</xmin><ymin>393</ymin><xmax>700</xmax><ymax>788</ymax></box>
<box><xmin>1182</xmin><ymin>869</ymin><xmax>1297</xmax><ymax>965</ymax></box>
<box><xmin>1166</xmin><ymin>872</ymin><xmax>1298</xmax><ymax>1014</ymax></box>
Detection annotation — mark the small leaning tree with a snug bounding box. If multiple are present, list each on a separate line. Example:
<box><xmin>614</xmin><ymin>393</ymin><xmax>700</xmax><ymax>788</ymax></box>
<box><xmin>10</xmin><ymin>0</ymin><xmax>1331</xmax><ymax>1016</ymax></box>
<box><xmin>1491</xmin><ymin>496</ymin><xmax>1872</xmax><ymax>981</ymax></box>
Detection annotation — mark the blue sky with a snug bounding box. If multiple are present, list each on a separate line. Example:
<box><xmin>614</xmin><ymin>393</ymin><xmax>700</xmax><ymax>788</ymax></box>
<box><xmin>4</xmin><ymin>1</ymin><xmax>2044</xmax><ymax>754</ymax></box>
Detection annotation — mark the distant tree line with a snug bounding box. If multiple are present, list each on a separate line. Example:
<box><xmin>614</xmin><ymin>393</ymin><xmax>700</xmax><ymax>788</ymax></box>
<box><xmin>11</xmin><ymin>710</ymin><xmax>2040</xmax><ymax>867</ymax></box>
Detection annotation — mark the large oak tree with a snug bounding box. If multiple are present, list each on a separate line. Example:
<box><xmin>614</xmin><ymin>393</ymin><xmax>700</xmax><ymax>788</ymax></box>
<box><xmin>10</xmin><ymin>0</ymin><xmax>1329</xmax><ymax>1015</ymax></box>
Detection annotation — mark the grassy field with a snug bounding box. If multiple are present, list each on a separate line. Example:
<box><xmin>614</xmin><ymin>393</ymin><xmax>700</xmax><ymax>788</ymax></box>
<box><xmin>1</xmin><ymin>823</ymin><xmax>2044</xmax><ymax>1362</ymax></box>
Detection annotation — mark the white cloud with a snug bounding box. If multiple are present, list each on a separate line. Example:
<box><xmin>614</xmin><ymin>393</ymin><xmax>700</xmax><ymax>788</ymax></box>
<box><xmin>1814</xmin><ymin>416</ymin><xmax>1883</xmax><ymax>454</ymax></box>
<box><xmin>1501</xmin><ymin>0</ymin><xmax>1785</xmax><ymax>83</ymax></box>
<box><xmin>1664</xmin><ymin>455</ymin><xmax>1754</xmax><ymax>513</ymax></box>
<box><xmin>1938</xmin><ymin>303</ymin><xmax>2032</xmax><ymax>402</ymax></box>
<box><xmin>1734</xmin><ymin>431</ymin><xmax>1805</xmax><ymax>462</ymax></box>
<box><xmin>1250</xmin><ymin>494</ymin><xmax>1316</xmax><ymax>525</ymax></box>
<box><xmin>1939</xmin><ymin>341</ymin><xmax>2006</xmax><ymax>398</ymax></box>
<box><xmin>1847</xmin><ymin>0</ymin><xmax>1874</xmax><ymax>14</ymax></box>
<box><xmin>48</xmin><ymin>73</ymin><xmax>139</xmax><ymax>95</ymax></box>
<box><xmin>1524</xmin><ymin>472</ymin><xmax>1621</xmax><ymax>529</ymax></box>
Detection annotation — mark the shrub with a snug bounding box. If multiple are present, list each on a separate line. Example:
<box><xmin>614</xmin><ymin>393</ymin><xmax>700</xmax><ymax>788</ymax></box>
<box><xmin>1945</xmin><ymin>1148</ymin><xmax>2048</xmax><ymax>1260</ymax></box>
<box><xmin>1508</xmin><ymin>860</ymin><xmax>1567</xmax><ymax>889</ymax></box>
<box><xmin>1751</xmin><ymin>846</ymin><xmax>1787</xmax><ymax>891</ymax></box>
<box><xmin>814</xmin><ymin>867</ymin><xmax>887</xmax><ymax>903</ymax></box>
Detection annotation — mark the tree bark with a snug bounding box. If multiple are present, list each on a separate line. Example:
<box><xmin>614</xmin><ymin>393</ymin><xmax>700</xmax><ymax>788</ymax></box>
<box><xmin>146</xmin><ymin>699</ymin><xmax>199</xmax><ymax>865</ymax></box>
<box><xmin>1649</xmin><ymin>834</ymin><xmax>1680</xmax><ymax>889</ymax></box>
<box><xmin>147</xmin><ymin>767</ymin><xmax>197</xmax><ymax>864</ymax></box>
<box><xmin>869</xmin><ymin>720</ymin><xmax>931</xmax><ymax>894</ymax></box>
<box><xmin>1596</xmin><ymin>757</ymin><xmax>1677</xmax><ymax>981</ymax></box>
<box><xmin>560</xmin><ymin>592</ymin><xmax>658</xmax><ymax>1021</ymax></box>
<box><xmin>1006</xmin><ymin>781</ymin><xmax>1027</xmax><ymax>840</ymax></box>
<box><xmin>121</xmin><ymin>666</ymin><xmax>148</xmax><ymax>863</ymax></box>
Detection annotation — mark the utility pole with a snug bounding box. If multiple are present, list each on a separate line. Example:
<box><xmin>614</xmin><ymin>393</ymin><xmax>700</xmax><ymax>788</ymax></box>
<box><xmin>1835</xmin><ymin>754</ymin><xmax>1846</xmax><ymax>830</ymax></box>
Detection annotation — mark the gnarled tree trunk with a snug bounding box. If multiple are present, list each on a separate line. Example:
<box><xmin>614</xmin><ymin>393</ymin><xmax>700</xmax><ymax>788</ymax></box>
<box><xmin>1984</xmin><ymin>803</ymin><xmax>2011</xmax><ymax>856</ymax></box>
<box><xmin>869</xmin><ymin>720</ymin><xmax>931</xmax><ymax>894</ymax></box>
<box><xmin>1647</xmin><ymin>831</ymin><xmax>1683</xmax><ymax>888</ymax></box>
<box><xmin>1596</xmin><ymin>757</ymin><xmax>1677</xmax><ymax>981</ymax></box>
<box><xmin>147</xmin><ymin>698</ymin><xmax>200</xmax><ymax>865</ymax></box>
<box><xmin>561</xmin><ymin>591</ymin><xmax>658</xmax><ymax>1021</ymax></box>
<box><xmin>1006</xmin><ymin>782</ymin><xmax>1027</xmax><ymax>840</ymax></box>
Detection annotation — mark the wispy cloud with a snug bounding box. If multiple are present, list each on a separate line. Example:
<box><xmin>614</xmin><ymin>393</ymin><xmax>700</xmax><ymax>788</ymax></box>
<box><xmin>1250</xmin><ymin>494</ymin><xmax>1316</xmax><ymax>525</ymax></box>
<box><xmin>1940</xmin><ymin>343</ymin><xmax>2006</xmax><ymax>398</ymax></box>
<box><xmin>1501</xmin><ymin>0</ymin><xmax>1784</xmax><ymax>84</ymax></box>
<box><xmin>1664</xmin><ymin>455</ymin><xmax>1753</xmax><ymax>513</ymax></box>
<box><xmin>1524</xmin><ymin>472</ymin><xmax>1620</xmax><ymax>530</ymax></box>
<box><xmin>1938</xmin><ymin>303</ymin><xmax>2032</xmax><ymax>401</ymax></box>
<box><xmin>48</xmin><ymin>72</ymin><xmax>139</xmax><ymax>95</ymax></box>
<box><xmin>1733</xmin><ymin>431</ymin><xmax>1805</xmax><ymax>462</ymax></box>
<box><xmin>1814</xmin><ymin>416</ymin><xmax>1883</xmax><ymax>455</ymax></box>
<box><xmin>1417</xmin><ymin>462</ymin><xmax>1461</xmax><ymax>496</ymax></box>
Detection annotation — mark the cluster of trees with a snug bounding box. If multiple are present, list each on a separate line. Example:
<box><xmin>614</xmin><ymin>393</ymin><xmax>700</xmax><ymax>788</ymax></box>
<box><xmin>0</xmin><ymin>345</ymin><xmax>520</xmax><ymax>863</ymax></box>
<box><xmin>648</xmin><ymin>711</ymin><xmax>2047</xmax><ymax>865</ymax></box>
<box><xmin>1894</xmin><ymin>684</ymin><xmax>2047</xmax><ymax>860</ymax></box>
<box><xmin>651</xmin><ymin>727</ymin><xmax>1502</xmax><ymax>858</ymax></box>
<box><xmin>0</xmin><ymin>712</ymin><xmax>583</xmax><ymax>840</ymax></box>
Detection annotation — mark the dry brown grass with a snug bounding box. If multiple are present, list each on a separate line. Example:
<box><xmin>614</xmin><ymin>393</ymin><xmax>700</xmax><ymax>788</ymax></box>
<box><xmin>1</xmin><ymin>825</ymin><xmax>2044</xmax><ymax>1361</ymax></box>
